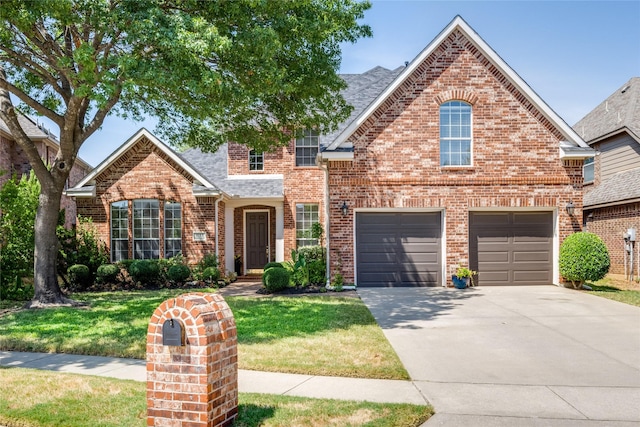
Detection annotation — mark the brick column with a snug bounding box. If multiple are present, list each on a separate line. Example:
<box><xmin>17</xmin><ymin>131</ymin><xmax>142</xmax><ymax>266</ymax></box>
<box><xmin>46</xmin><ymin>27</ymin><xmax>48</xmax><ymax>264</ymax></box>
<box><xmin>147</xmin><ymin>293</ymin><xmax>237</xmax><ymax>427</ymax></box>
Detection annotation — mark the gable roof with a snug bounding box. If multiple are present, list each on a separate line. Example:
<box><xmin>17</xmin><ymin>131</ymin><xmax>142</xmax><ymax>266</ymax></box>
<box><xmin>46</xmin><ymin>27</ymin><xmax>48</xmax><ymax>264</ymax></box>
<box><xmin>584</xmin><ymin>167</ymin><xmax>640</xmax><ymax>208</ymax></box>
<box><xmin>573</xmin><ymin>77</ymin><xmax>640</xmax><ymax>144</ymax></box>
<box><xmin>322</xmin><ymin>15</ymin><xmax>590</xmax><ymax>158</ymax></box>
<box><xmin>67</xmin><ymin>128</ymin><xmax>220</xmax><ymax>197</ymax></box>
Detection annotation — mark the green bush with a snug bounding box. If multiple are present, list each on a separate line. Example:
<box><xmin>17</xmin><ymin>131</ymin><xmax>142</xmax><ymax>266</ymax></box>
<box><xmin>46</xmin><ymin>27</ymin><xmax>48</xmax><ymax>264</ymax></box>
<box><xmin>297</xmin><ymin>246</ymin><xmax>326</xmax><ymax>262</ymax></box>
<box><xmin>57</xmin><ymin>216</ymin><xmax>109</xmax><ymax>287</ymax></box>
<box><xmin>198</xmin><ymin>253</ymin><xmax>218</xmax><ymax>269</ymax></box>
<box><xmin>167</xmin><ymin>264</ymin><xmax>191</xmax><ymax>283</ymax></box>
<box><xmin>96</xmin><ymin>264</ymin><xmax>120</xmax><ymax>283</ymax></box>
<box><xmin>560</xmin><ymin>232</ymin><xmax>610</xmax><ymax>289</ymax></box>
<box><xmin>128</xmin><ymin>260</ymin><xmax>160</xmax><ymax>285</ymax></box>
<box><xmin>308</xmin><ymin>259</ymin><xmax>326</xmax><ymax>285</ymax></box>
<box><xmin>0</xmin><ymin>276</ymin><xmax>34</xmax><ymax>301</ymax></box>
<box><xmin>264</xmin><ymin>262</ymin><xmax>284</xmax><ymax>270</ymax></box>
<box><xmin>201</xmin><ymin>267</ymin><xmax>220</xmax><ymax>283</ymax></box>
<box><xmin>262</xmin><ymin>267</ymin><xmax>290</xmax><ymax>293</ymax></box>
<box><xmin>68</xmin><ymin>264</ymin><xmax>91</xmax><ymax>289</ymax></box>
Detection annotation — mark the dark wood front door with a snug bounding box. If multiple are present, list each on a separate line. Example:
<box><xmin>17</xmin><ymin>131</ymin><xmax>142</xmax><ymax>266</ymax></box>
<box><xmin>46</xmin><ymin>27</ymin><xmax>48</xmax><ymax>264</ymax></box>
<box><xmin>246</xmin><ymin>211</ymin><xmax>269</xmax><ymax>270</ymax></box>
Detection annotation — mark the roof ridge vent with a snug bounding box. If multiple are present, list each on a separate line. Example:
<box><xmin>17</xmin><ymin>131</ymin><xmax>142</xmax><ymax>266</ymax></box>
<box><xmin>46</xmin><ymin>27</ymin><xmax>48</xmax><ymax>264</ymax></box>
<box><xmin>621</xmin><ymin>84</ymin><xmax>631</xmax><ymax>93</ymax></box>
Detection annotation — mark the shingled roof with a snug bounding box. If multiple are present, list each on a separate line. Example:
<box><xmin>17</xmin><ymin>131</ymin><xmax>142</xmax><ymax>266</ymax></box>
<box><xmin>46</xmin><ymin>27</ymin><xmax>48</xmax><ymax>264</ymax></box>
<box><xmin>0</xmin><ymin>114</ymin><xmax>53</xmax><ymax>139</ymax></box>
<box><xmin>180</xmin><ymin>66</ymin><xmax>403</xmax><ymax>197</ymax></box>
<box><xmin>574</xmin><ymin>77</ymin><xmax>640</xmax><ymax>143</ymax></box>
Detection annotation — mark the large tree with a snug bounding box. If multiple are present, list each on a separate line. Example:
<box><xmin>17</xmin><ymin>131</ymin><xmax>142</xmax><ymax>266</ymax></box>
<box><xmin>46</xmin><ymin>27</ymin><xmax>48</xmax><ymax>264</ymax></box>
<box><xmin>0</xmin><ymin>0</ymin><xmax>371</xmax><ymax>307</ymax></box>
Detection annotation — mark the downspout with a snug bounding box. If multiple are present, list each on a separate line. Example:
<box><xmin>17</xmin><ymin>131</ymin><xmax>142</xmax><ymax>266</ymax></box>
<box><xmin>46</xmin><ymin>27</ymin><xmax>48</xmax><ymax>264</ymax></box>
<box><xmin>318</xmin><ymin>158</ymin><xmax>331</xmax><ymax>287</ymax></box>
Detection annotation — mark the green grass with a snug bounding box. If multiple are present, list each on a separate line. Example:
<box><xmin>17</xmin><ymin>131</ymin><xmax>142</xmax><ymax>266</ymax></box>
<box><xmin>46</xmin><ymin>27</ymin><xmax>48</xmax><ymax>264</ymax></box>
<box><xmin>0</xmin><ymin>368</ymin><xmax>433</xmax><ymax>427</ymax></box>
<box><xmin>586</xmin><ymin>284</ymin><xmax>640</xmax><ymax>307</ymax></box>
<box><xmin>0</xmin><ymin>290</ymin><xmax>408</xmax><ymax>379</ymax></box>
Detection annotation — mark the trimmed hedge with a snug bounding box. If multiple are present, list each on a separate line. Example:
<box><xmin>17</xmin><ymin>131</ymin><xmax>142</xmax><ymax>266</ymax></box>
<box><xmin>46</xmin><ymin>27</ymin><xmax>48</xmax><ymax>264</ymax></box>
<box><xmin>167</xmin><ymin>264</ymin><xmax>191</xmax><ymax>282</ymax></box>
<box><xmin>128</xmin><ymin>260</ymin><xmax>160</xmax><ymax>285</ymax></box>
<box><xmin>68</xmin><ymin>264</ymin><xmax>90</xmax><ymax>289</ymax></box>
<box><xmin>262</xmin><ymin>267</ymin><xmax>290</xmax><ymax>292</ymax></box>
<box><xmin>201</xmin><ymin>266</ymin><xmax>220</xmax><ymax>283</ymax></box>
<box><xmin>560</xmin><ymin>232</ymin><xmax>610</xmax><ymax>288</ymax></box>
<box><xmin>264</xmin><ymin>262</ymin><xmax>284</xmax><ymax>270</ymax></box>
<box><xmin>96</xmin><ymin>264</ymin><xmax>120</xmax><ymax>283</ymax></box>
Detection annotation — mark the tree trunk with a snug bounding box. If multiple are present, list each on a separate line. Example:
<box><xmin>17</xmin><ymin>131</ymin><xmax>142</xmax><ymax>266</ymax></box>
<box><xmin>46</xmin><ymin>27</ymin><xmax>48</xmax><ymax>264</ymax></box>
<box><xmin>25</xmin><ymin>184</ymin><xmax>76</xmax><ymax>308</ymax></box>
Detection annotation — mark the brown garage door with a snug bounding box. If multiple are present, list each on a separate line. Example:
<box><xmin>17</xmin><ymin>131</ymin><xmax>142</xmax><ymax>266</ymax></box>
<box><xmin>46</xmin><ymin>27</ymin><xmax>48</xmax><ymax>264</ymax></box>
<box><xmin>469</xmin><ymin>212</ymin><xmax>553</xmax><ymax>285</ymax></box>
<box><xmin>356</xmin><ymin>212</ymin><xmax>441</xmax><ymax>287</ymax></box>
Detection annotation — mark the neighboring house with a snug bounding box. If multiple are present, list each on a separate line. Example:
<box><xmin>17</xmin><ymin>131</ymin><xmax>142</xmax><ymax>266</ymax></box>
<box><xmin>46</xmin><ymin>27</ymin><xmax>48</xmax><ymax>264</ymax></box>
<box><xmin>0</xmin><ymin>114</ymin><xmax>91</xmax><ymax>227</ymax></box>
<box><xmin>67</xmin><ymin>16</ymin><xmax>593</xmax><ymax>286</ymax></box>
<box><xmin>574</xmin><ymin>77</ymin><xmax>640</xmax><ymax>276</ymax></box>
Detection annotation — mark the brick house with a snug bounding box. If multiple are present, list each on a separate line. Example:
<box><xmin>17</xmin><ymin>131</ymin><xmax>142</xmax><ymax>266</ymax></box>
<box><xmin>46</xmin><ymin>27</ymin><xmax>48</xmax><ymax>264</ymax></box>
<box><xmin>0</xmin><ymin>114</ymin><xmax>91</xmax><ymax>227</ymax></box>
<box><xmin>575</xmin><ymin>77</ymin><xmax>640</xmax><ymax>276</ymax></box>
<box><xmin>68</xmin><ymin>16</ymin><xmax>594</xmax><ymax>286</ymax></box>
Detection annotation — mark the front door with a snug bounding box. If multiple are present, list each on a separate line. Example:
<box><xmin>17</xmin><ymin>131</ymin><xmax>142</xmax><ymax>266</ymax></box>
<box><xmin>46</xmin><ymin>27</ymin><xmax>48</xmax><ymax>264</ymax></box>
<box><xmin>246</xmin><ymin>211</ymin><xmax>269</xmax><ymax>270</ymax></box>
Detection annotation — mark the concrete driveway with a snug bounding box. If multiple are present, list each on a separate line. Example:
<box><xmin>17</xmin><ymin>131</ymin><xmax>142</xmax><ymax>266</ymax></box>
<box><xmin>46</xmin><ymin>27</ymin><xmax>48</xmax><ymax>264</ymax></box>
<box><xmin>358</xmin><ymin>286</ymin><xmax>640</xmax><ymax>426</ymax></box>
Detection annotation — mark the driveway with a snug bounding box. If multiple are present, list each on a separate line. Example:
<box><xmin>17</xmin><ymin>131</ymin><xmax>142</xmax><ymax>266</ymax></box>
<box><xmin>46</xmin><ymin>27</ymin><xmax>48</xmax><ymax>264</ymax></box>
<box><xmin>358</xmin><ymin>286</ymin><xmax>640</xmax><ymax>426</ymax></box>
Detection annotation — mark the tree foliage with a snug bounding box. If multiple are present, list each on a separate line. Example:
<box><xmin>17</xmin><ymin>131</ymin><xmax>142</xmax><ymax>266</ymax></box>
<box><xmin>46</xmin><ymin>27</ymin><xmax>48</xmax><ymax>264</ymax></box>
<box><xmin>559</xmin><ymin>232</ymin><xmax>610</xmax><ymax>289</ymax></box>
<box><xmin>0</xmin><ymin>0</ymin><xmax>371</xmax><ymax>305</ymax></box>
<box><xmin>0</xmin><ymin>171</ymin><xmax>39</xmax><ymax>288</ymax></box>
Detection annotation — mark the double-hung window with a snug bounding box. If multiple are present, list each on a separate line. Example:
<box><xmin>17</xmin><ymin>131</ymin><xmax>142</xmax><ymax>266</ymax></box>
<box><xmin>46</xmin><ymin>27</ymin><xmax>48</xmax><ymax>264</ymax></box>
<box><xmin>133</xmin><ymin>199</ymin><xmax>160</xmax><ymax>259</ymax></box>
<box><xmin>110</xmin><ymin>201</ymin><xmax>129</xmax><ymax>262</ymax></box>
<box><xmin>583</xmin><ymin>157</ymin><xmax>594</xmax><ymax>184</ymax></box>
<box><xmin>249</xmin><ymin>150</ymin><xmax>264</xmax><ymax>171</ymax></box>
<box><xmin>296</xmin><ymin>203</ymin><xmax>319</xmax><ymax>247</ymax></box>
<box><xmin>440</xmin><ymin>100</ymin><xmax>472</xmax><ymax>166</ymax></box>
<box><xmin>164</xmin><ymin>201</ymin><xmax>182</xmax><ymax>258</ymax></box>
<box><xmin>295</xmin><ymin>129</ymin><xmax>319</xmax><ymax>167</ymax></box>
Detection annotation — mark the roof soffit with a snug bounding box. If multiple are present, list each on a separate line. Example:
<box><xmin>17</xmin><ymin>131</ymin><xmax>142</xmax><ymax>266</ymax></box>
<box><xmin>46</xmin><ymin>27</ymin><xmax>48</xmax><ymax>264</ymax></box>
<box><xmin>327</xmin><ymin>15</ymin><xmax>588</xmax><ymax>151</ymax></box>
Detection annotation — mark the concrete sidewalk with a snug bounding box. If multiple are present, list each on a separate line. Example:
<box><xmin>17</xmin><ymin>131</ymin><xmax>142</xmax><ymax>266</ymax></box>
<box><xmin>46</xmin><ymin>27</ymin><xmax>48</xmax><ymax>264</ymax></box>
<box><xmin>0</xmin><ymin>350</ymin><xmax>428</xmax><ymax>406</ymax></box>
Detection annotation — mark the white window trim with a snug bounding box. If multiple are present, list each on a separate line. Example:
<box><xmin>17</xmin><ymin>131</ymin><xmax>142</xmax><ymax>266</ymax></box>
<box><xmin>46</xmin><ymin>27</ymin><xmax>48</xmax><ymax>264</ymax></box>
<box><xmin>440</xmin><ymin>100</ymin><xmax>473</xmax><ymax>167</ymax></box>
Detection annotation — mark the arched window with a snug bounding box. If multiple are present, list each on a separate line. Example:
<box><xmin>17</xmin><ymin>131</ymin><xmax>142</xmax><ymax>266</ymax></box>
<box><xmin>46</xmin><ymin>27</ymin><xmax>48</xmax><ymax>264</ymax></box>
<box><xmin>440</xmin><ymin>100</ymin><xmax>472</xmax><ymax>166</ymax></box>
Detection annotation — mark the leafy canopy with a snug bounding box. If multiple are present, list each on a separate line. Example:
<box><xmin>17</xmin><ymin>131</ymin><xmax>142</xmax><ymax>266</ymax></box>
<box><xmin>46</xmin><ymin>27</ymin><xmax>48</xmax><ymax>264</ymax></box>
<box><xmin>0</xmin><ymin>0</ymin><xmax>372</xmax><ymax>152</ymax></box>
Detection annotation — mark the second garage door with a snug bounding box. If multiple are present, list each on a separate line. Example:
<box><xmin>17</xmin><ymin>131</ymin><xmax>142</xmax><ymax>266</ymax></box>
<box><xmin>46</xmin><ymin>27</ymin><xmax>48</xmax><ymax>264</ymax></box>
<box><xmin>356</xmin><ymin>212</ymin><xmax>442</xmax><ymax>287</ymax></box>
<box><xmin>469</xmin><ymin>212</ymin><xmax>553</xmax><ymax>285</ymax></box>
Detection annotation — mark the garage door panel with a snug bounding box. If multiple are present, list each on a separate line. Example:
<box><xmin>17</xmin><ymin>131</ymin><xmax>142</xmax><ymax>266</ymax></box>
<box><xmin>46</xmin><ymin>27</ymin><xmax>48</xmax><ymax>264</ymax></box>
<box><xmin>356</xmin><ymin>212</ymin><xmax>441</xmax><ymax>287</ymax></box>
<box><xmin>513</xmin><ymin>251</ymin><xmax>550</xmax><ymax>262</ymax></box>
<box><xmin>478</xmin><ymin>251</ymin><xmax>509</xmax><ymax>263</ymax></box>
<box><xmin>470</xmin><ymin>212</ymin><xmax>552</xmax><ymax>286</ymax></box>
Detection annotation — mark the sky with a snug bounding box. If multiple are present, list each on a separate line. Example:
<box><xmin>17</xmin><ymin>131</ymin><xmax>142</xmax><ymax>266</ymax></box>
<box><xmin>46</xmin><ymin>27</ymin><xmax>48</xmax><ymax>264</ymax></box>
<box><xmin>69</xmin><ymin>0</ymin><xmax>640</xmax><ymax>167</ymax></box>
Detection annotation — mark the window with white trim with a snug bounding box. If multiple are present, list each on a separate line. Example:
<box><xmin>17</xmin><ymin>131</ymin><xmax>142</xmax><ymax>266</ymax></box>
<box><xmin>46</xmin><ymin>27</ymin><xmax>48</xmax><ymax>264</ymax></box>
<box><xmin>583</xmin><ymin>157</ymin><xmax>594</xmax><ymax>184</ymax></box>
<box><xmin>295</xmin><ymin>129</ymin><xmax>319</xmax><ymax>167</ymax></box>
<box><xmin>249</xmin><ymin>149</ymin><xmax>264</xmax><ymax>171</ymax></box>
<box><xmin>164</xmin><ymin>201</ymin><xmax>182</xmax><ymax>258</ymax></box>
<box><xmin>110</xmin><ymin>201</ymin><xmax>129</xmax><ymax>262</ymax></box>
<box><xmin>440</xmin><ymin>100</ymin><xmax>472</xmax><ymax>166</ymax></box>
<box><xmin>296</xmin><ymin>203</ymin><xmax>319</xmax><ymax>247</ymax></box>
<box><xmin>133</xmin><ymin>199</ymin><xmax>160</xmax><ymax>259</ymax></box>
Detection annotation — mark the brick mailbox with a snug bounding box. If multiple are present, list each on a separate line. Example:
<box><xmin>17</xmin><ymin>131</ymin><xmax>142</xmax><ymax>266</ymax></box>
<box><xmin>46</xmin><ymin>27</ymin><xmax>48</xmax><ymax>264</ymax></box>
<box><xmin>147</xmin><ymin>293</ymin><xmax>237</xmax><ymax>427</ymax></box>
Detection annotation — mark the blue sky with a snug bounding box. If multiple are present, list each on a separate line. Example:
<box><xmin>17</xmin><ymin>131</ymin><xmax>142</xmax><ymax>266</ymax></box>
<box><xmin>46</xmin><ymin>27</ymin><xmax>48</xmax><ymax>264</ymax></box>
<box><xmin>75</xmin><ymin>0</ymin><xmax>640</xmax><ymax>166</ymax></box>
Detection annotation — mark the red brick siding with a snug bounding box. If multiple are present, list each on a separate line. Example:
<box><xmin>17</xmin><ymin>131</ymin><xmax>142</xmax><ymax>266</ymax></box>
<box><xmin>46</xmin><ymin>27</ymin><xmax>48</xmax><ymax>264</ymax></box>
<box><xmin>585</xmin><ymin>203</ymin><xmax>640</xmax><ymax>275</ymax></box>
<box><xmin>327</xmin><ymin>30</ymin><xmax>583</xmax><ymax>284</ymax></box>
<box><xmin>0</xmin><ymin>135</ymin><xmax>89</xmax><ymax>227</ymax></box>
<box><xmin>228</xmin><ymin>141</ymin><xmax>324</xmax><ymax>261</ymax></box>
<box><xmin>76</xmin><ymin>137</ymin><xmax>217</xmax><ymax>265</ymax></box>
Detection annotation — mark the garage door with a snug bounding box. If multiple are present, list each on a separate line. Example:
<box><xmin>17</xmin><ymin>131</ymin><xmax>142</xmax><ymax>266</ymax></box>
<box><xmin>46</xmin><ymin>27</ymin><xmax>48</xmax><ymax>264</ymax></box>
<box><xmin>356</xmin><ymin>212</ymin><xmax>441</xmax><ymax>287</ymax></box>
<box><xmin>469</xmin><ymin>212</ymin><xmax>553</xmax><ymax>285</ymax></box>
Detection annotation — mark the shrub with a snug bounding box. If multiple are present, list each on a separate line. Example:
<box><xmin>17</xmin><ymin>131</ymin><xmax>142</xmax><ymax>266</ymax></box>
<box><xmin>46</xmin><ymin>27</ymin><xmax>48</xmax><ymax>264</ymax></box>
<box><xmin>201</xmin><ymin>267</ymin><xmax>220</xmax><ymax>283</ymax></box>
<box><xmin>57</xmin><ymin>216</ymin><xmax>109</xmax><ymax>287</ymax></box>
<box><xmin>262</xmin><ymin>267</ymin><xmax>290</xmax><ymax>293</ymax></box>
<box><xmin>560</xmin><ymin>232</ymin><xmax>610</xmax><ymax>289</ymax></box>
<box><xmin>96</xmin><ymin>264</ymin><xmax>120</xmax><ymax>284</ymax></box>
<box><xmin>264</xmin><ymin>262</ymin><xmax>284</xmax><ymax>270</ymax></box>
<box><xmin>167</xmin><ymin>264</ymin><xmax>191</xmax><ymax>283</ymax></box>
<box><xmin>198</xmin><ymin>253</ymin><xmax>218</xmax><ymax>269</ymax></box>
<box><xmin>128</xmin><ymin>260</ymin><xmax>160</xmax><ymax>285</ymax></box>
<box><xmin>297</xmin><ymin>246</ymin><xmax>326</xmax><ymax>262</ymax></box>
<box><xmin>0</xmin><ymin>276</ymin><xmax>34</xmax><ymax>301</ymax></box>
<box><xmin>68</xmin><ymin>264</ymin><xmax>91</xmax><ymax>290</ymax></box>
<box><xmin>308</xmin><ymin>259</ymin><xmax>326</xmax><ymax>285</ymax></box>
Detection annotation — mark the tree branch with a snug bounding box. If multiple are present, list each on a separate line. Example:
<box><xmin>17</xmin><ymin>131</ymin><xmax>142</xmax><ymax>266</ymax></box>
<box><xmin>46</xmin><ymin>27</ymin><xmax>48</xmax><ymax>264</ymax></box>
<box><xmin>82</xmin><ymin>83</ymin><xmax>123</xmax><ymax>144</ymax></box>
<box><xmin>1</xmin><ymin>79</ymin><xmax>63</xmax><ymax>127</ymax></box>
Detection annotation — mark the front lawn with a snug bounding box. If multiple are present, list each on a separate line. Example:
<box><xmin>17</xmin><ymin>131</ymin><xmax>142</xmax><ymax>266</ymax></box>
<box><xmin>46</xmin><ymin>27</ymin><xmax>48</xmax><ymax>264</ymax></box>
<box><xmin>0</xmin><ymin>289</ymin><xmax>408</xmax><ymax>379</ymax></box>
<box><xmin>586</xmin><ymin>274</ymin><xmax>640</xmax><ymax>307</ymax></box>
<box><xmin>0</xmin><ymin>367</ymin><xmax>433</xmax><ymax>427</ymax></box>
